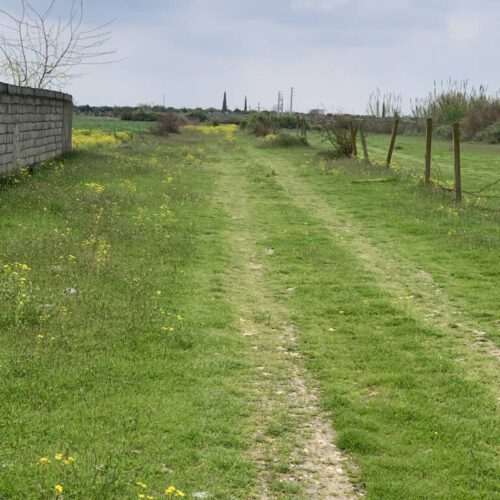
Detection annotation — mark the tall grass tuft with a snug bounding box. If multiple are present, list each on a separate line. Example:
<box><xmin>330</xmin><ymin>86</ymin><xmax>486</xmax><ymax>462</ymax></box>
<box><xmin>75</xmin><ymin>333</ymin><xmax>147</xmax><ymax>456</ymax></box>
<box><xmin>410</xmin><ymin>79</ymin><xmax>500</xmax><ymax>141</ymax></box>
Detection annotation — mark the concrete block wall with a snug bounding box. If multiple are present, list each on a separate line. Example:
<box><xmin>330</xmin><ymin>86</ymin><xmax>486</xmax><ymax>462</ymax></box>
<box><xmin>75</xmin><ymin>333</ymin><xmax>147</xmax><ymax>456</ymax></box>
<box><xmin>0</xmin><ymin>82</ymin><xmax>73</xmax><ymax>175</ymax></box>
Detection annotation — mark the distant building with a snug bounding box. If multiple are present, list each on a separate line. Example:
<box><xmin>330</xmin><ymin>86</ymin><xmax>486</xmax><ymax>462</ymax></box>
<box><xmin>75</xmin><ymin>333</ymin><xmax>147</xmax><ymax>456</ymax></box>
<box><xmin>309</xmin><ymin>109</ymin><xmax>325</xmax><ymax>116</ymax></box>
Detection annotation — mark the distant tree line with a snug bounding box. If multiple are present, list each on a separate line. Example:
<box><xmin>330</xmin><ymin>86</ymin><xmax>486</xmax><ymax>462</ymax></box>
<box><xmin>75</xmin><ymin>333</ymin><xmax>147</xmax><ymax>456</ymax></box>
<box><xmin>75</xmin><ymin>104</ymin><xmax>250</xmax><ymax>124</ymax></box>
<box><xmin>74</xmin><ymin>104</ymin><xmax>303</xmax><ymax>127</ymax></box>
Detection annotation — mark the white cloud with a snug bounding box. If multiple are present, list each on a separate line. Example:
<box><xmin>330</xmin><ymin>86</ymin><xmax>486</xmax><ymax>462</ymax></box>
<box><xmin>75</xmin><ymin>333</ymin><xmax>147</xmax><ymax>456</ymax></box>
<box><xmin>64</xmin><ymin>0</ymin><xmax>500</xmax><ymax>111</ymax></box>
<box><xmin>290</xmin><ymin>0</ymin><xmax>349</xmax><ymax>11</ymax></box>
<box><xmin>446</xmin><ymin>13</ymin><xmax>488</xmax><ymax>42</ymax></box>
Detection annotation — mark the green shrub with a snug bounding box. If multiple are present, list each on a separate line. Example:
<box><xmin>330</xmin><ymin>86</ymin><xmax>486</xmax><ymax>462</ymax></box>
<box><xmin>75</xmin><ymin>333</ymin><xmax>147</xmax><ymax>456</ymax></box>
<box><xmin>244</xmin><ymin>113</ymin><xmax>280</xmax><ymax>137</ymax></box>
<box><xmin>434</xmin><ymin>124</ymin><xmax>453</xmax><ymax>140</ymax></box>
<box><xmin>186</xmin><ymin>109</ymin><xmax>209</xmax><ymax>123</ymax></box>
<box><xmin>409</xmin><ymin>80</ymin><xmax>500</xmax><ymax>140</ymax></box>
<box><xmin>259</xmin><ymin>134</ymin><xmax>309</xmax><ymax>148</ymax></box>
<box><xmin>473</xmin><ymin>122</ymin><xmax>500</xmax><ymax>144</ymax></box>
<box><xmin>121</xmin><ymin>108</ymin><xmax>160</xmax><ymax>122</ymax></box>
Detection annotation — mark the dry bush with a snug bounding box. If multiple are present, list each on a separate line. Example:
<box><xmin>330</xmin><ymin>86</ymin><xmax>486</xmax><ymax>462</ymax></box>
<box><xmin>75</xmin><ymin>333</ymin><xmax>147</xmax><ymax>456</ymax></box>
<box><xmin>154</xmin><ymin>113</ymin><xmax>186</xmax><ymax>136</ymax></box>
<box><xmin>318</xmin><ymin>116</ymin><xmax>353</xmax><ymax>157</ymax></box>
<box><xmin>463</xmin><ymin>102</ymin><xmax>500</xmax><ymax>139</ymax></box>
<box><xmin>243</xmin><ymin>113</ymin><xmax>281</xmax><ymax>137</ymax></box>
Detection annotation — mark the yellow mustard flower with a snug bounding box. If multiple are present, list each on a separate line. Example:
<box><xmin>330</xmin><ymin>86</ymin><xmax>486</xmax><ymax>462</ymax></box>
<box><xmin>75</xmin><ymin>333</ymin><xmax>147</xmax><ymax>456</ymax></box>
<box><xmin>54</xmin><ymin>484</ymin><xmax>63</xmax><ymax>494</ymax></box>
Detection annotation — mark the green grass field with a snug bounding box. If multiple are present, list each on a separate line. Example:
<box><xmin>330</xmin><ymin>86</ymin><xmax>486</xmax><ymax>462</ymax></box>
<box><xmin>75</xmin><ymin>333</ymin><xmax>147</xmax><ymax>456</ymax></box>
<box><xmin>73</xmin><ymin>115</ymin><xmax>153</xmax><ymax>133</ymax></box>
<box><xmin>364</xmin><ymin>133</ymin><xmax>500</xmax><ymax>198</ymax></box>
<box><xmin>0</xmin><ymin>123</ymin><xmax>498</xmax><ymax>499</ymax></box>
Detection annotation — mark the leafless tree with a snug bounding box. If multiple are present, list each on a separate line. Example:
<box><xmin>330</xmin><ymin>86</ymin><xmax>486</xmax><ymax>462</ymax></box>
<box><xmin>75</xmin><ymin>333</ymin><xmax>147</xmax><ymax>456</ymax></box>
<box><xmin>0</xmin><ymin>0</ymin><xmax>116</xmax><ymax>89</ymax></box>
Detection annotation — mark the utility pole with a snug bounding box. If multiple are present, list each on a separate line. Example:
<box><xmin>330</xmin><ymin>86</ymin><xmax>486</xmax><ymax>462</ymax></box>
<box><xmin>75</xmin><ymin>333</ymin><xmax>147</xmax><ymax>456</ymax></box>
<box><xmin>162</xmin><ymin>94</ymin><xmax>166</xmax><ymax>108</ymax></box>
<box><xmin>277</xmin><ymin>91</ymin><xmax>284</xmax><ymax>114</ymax></box>
<box><xmin>257</xmin><ymin>102</ymin><xmax>261</xmax><ymax>112</ymax></box>
<box><xmin>289</xmin><ymin>87</ymin><xmax>294</xmax><ymax>114</ymax></box>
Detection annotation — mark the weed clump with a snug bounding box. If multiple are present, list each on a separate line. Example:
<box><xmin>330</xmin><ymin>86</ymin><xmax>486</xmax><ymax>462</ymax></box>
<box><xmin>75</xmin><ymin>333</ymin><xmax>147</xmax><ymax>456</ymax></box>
<box><xmin>260</xmin><ymin>134</ymin><xmax>309</xmax><ymax>148</ymax></box>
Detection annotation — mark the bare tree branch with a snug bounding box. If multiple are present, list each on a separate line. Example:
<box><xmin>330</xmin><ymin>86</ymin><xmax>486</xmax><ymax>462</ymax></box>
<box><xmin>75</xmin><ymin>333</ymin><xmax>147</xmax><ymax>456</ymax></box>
<box><xmin>0</xmin><ymin>0</ymin><xmax>117</xmax><ymax>89</ymax></box>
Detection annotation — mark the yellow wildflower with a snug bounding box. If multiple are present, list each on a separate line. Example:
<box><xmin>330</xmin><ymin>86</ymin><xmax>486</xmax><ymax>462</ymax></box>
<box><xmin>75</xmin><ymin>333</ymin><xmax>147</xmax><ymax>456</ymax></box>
<box><xmin>175</xmin><ymin>491</ymin><xmax>186</xmax><ymax>497</ymax></box>
<box><xmin>83</xmin><ymin>182</ymin><xmax>105</xmax><ymax>194</ymax></box>
<box><xmin>55</xmin><ymin>453</ymin><xmax>63</xmax><ymax>461</ymax></box>
<box><xmin>165</xmin><ymin>486</ymin><xmax>176</xmax><ymax>495</ymax></box>
<box><xmin>38</xmin><ymin>457</ymin><xmax>50</xmax><ymax>465</ymax></box>
<box><xmin>73</xmin><ymin>129</ymin><xmax>131</xmax><ymax>149</ymax></box>
<box><xmin>54</xmin><ymin>484</ymin><xmax>63</xmax><ymax>494</ymax></box>
<box><xmin>136</xmin><ymin>482</ymin><xmax>148</xmax><ymax>489</ymax></box>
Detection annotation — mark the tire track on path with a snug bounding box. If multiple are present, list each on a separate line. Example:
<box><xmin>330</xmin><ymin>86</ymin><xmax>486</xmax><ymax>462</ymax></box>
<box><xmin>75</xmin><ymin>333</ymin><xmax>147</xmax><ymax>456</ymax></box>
<box><xmin>266</xmin><ymin>152</ymin><xmax>499</xmax><ymax>390</ymax></box>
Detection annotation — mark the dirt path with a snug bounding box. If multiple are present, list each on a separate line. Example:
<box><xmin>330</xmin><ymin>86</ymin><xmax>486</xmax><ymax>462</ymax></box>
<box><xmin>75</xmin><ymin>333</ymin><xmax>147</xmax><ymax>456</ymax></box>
<box><xmin>214</xmin><ymin>157</ymin><xmax>362</xmax><ymax>499</ymax></box>
<box><xmin>210</xmin><ymin>142</ymin><xmax>498</xmax><ymax>497</ymax></box>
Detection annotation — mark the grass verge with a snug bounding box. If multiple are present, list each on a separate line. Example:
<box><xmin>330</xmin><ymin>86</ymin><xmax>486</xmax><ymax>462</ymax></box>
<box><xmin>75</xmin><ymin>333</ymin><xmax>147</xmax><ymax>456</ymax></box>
<box><xmin>0</xmin><ymin>133</ymin><xmax>257</xmax><ymax>498</ymax></box>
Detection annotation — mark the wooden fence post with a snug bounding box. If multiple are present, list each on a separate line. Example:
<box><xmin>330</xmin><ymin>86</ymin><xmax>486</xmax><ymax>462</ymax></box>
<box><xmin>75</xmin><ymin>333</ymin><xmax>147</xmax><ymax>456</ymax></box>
<box><xmin>350</xmin><ymin>123</ymin><xmax>358</xmax><ymax>157</ymax></box>
<box><xmin>386</xmin><ymin>118</ymin><xmax>400</xmax><ymax>167</ymax></box>
<box><xmin>453</xmin><ymin>122</ymin><xmax>462</xmax><ymax>203</ymax></box>
<box><xmin>360</xmin><ymin>122</ymin><xmax>370</xmax><ymax>164</ymax></box>
<box><xmin>425</xmin><ymin>118</ymin><xmax>432</xmax><ymax>184</ymax></box>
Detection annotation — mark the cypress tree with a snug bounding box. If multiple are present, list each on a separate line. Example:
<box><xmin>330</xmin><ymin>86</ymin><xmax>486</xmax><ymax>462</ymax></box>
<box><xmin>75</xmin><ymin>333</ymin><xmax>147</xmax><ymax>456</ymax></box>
<box><xmin>244</xmin><ymin>96</ymin><xmax>248</xmax><ymax>113</ymax></box>
<box><xmin>222</xmin><ymin>91</ymin><xmax>228</xmax><ymax>112</ymax></box>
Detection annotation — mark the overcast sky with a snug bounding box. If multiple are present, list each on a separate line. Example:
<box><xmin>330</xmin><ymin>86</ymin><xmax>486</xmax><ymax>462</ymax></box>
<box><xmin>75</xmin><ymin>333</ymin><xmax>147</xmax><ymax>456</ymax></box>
<box><xmin>6</xmin><ymin>0</ymin><xmax>500</xmax><ymax>112</ymax></box>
